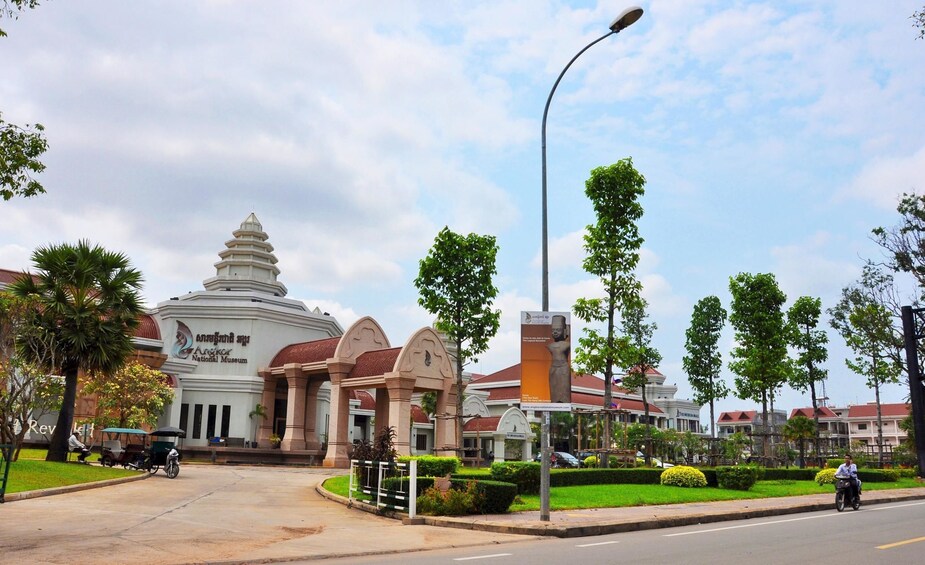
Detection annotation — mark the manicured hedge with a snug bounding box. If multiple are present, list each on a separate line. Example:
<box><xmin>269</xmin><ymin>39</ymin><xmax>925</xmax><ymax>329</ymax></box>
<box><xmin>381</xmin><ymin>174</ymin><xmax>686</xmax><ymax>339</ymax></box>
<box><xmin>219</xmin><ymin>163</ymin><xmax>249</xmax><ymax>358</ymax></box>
<box><xmin>716</xmin><ymin>466</ymin><xmax>760</xmax><ymax>490</ymax></box>
<box><xmin>397</xmin><ymin>455</ymin><xmax>459</xmax><ymax>477</ymax></box>
<box><xmin>761</xmin><ymin>468</ymin><xmax>822</xmax><ymax>481</ymax></box>
<box><xmin>455</xmin><ymin>479</ymin><xmax>518</xmax><ymax>514</ymax></box>
<box><xmin>547</xmin><ymin>467</ymin><xmax>664</xmax><ymax>487</ymax></box>
<box><xmin>490</xmin><ymin>461</ymin><xmax>541</xmax><ymax>494</ymax></box>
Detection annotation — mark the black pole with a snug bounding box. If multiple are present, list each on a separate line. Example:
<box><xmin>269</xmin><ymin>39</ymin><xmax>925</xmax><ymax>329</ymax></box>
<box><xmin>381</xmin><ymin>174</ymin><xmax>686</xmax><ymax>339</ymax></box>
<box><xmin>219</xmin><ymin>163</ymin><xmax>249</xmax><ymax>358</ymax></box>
<box><xmin>900</xmin><ymin>306</ymin><xmax>925</xmax><ymax>478</ymax></box>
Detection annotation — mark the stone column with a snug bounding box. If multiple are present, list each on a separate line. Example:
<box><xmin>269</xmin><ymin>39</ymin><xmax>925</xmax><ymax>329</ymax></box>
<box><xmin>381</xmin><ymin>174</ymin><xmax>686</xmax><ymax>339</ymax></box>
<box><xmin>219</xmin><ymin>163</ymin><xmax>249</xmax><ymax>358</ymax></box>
<box><xmin>280</xmin><ymin>363</ymin><xmax>308</xmax><ymax>451</ymax></box>
<box><xmin>257</xmin><ymin>370</ymin><xmax>276</xmax><ymax>446</ymax></box>
<box><xmin>303</xmin><ymin>378</ymin><xmax>325</xmax><ymax>451</ymax></box>
<box><xmin>375</xmin><ymin>389</ymin><xmax>390</xmax><ymax>435</ymax></box>
<box><xmin>324</xmin><ymin>362</ymin><xmax>354</xmax><ymax>468</ymax></box>
<box><xmin>384</xmin><ymin>374</ymin><xmax>416</xmax><ymax>456</ymax></box>
<box><xmin>433</xmin><ymin>386</ymin><xmax>458</xmax><ymax>457</ymax></box>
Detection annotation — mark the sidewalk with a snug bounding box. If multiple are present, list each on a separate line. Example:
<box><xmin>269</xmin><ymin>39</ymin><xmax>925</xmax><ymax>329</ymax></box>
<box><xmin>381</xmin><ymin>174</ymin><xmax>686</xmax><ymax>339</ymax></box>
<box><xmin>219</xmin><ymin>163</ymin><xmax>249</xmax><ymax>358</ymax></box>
<box><xmin>318</xmin><ymin>482</ymin><xmax>925</xmax><ymax>538</ymax></box>
<box><xmin>411</xmin><ymin>487</ymin><xmax>925</xmax><ymax>537</ymax></box>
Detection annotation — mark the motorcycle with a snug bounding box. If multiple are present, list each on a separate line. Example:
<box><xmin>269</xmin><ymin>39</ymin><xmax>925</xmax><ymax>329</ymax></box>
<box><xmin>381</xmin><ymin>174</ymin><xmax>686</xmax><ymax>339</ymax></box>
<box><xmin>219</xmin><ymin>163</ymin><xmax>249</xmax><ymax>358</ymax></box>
<box><xmin>834</xmin><ymin>474</ymin><xmax>860</xmax><ymax>512</ymax></box>
<box><xmin>165</xmin><ymin>447</ymin><xmax>180</xmax><ymax>479</ymax></box>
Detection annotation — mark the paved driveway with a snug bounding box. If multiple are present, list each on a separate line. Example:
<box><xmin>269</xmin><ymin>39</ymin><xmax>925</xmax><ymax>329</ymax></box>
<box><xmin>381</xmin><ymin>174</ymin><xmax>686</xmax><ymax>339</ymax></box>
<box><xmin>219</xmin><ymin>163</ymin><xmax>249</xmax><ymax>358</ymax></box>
<box><xmin>0</xmin><ymin>464</ymin><xmax>529</xmax><ymax>564</ymax></box>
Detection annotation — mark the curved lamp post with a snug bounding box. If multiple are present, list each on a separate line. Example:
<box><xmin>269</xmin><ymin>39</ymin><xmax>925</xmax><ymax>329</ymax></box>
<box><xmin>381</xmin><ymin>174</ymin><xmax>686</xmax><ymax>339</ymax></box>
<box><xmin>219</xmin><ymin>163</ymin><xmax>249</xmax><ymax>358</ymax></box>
<box><xmin>538</xmin><ymin>6</ymin><xmax>644</xmax><ymax>523</ymax></box>
<box><xmin>541</xmin><ymin>5</ymin><xmax>644</xmax><ymax>311</ymax></box>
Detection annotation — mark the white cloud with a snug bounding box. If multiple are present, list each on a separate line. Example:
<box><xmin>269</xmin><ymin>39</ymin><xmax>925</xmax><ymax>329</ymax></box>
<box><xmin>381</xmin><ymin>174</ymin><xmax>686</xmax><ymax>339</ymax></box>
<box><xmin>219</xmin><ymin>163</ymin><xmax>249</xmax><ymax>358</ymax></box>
<box><xmin>842</xmin><ymin>145</ymin><xmax>925</xmax><ymax>209</ymax></box>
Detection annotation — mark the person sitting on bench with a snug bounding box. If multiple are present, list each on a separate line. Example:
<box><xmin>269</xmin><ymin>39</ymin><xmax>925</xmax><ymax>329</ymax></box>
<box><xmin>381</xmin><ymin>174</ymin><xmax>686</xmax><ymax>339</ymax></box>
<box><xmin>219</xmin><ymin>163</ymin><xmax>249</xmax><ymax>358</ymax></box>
<box><xmin>68</xmin><ymin>431</ymin><xmax>91</xmax><ymax>463</ymax></box>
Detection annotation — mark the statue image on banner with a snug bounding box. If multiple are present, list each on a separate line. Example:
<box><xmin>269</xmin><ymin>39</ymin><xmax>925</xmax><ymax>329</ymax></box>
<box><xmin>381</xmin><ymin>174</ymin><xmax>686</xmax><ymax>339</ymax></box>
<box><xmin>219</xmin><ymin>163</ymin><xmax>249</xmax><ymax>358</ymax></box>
<box><xmin>547</xmin><ymin>314</ymin><xmax>571</xmax><ymax>403</ymax></box>
<box><xmin>520</xmin><ymin>311</ymin><xmax>571</xmax><ymax>411</ymax></box>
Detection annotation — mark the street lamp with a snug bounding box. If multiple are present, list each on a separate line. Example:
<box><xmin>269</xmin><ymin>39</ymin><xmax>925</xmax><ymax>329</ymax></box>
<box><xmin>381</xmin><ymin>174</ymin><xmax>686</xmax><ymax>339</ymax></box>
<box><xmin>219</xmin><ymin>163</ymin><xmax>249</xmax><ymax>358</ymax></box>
<box><xmin>541</xmin><ymin>5</ymin><xmax>644</xmax><ymax>311</ymax></box>
<box><xmin>538</xmin><ymin>6</ymin><xmax>644</xmax><ymax>523</ymax></box>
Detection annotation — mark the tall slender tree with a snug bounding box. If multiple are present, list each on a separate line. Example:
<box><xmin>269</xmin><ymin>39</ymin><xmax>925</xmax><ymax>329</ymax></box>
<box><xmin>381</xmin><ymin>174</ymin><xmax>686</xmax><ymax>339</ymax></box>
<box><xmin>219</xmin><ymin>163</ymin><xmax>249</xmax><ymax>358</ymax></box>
<box><xmin>415</xmin><ymin>227</ymin><xmax>501</xmax><ymax>450</ymax></box>
<box><xmin>9</xmin><ymin>240</ymin><xmax>143</xmax><ymax>461</ymax></box>
<box><xmin>830</xmin><ymin>296</ymin><xmax>903</xmax><ymax>466</ymax></box>
<box><xmin>572</xmin><ymin>158</ymin><xmax>646</xmax><ymax>468</ymax></box>
<box><xmin>728</xmin><ymin>272</ymin><xmax>791</xmax><ymax>462</ymax></box>
<box><xmin>787</xmin><ymin>296</ymin><xmax>828</xmax><ymax>464</ymax></box>
<box><xmin>682</xmin><ymin>295</ymin><xmax>728</xmax><ymax>439</ymax></box>
<box><xmin>619</xmin><ymin>296</ymin><xmax>661</xmax><ymax>465</ymax></box>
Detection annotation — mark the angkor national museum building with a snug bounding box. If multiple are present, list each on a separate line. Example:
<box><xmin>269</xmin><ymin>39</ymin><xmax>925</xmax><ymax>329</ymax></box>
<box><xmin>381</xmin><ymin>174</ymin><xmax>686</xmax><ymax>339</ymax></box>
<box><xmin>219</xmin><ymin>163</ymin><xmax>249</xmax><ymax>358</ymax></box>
<box><xmin>8</xmin><ymin>214</ymin><xmax>461</xmax><ymax>468</ymax></box>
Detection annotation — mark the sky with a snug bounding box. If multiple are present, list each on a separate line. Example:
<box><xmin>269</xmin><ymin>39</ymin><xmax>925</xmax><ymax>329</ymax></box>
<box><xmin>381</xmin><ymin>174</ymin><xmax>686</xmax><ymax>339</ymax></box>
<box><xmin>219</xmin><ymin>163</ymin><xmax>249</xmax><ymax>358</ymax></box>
<box><xmin>2</xmin><ymin>1</ymin><xmax>924</xmax><ymax>431</ymax></box>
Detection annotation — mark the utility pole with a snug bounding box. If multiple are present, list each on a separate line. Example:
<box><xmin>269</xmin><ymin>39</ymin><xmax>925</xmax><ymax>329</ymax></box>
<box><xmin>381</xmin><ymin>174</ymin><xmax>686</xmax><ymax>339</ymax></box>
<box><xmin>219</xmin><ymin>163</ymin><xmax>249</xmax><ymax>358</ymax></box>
<box><xmin>900</xmin><ymin>306</ymin><xmax>925</xmax><ymax>478</ymax></box>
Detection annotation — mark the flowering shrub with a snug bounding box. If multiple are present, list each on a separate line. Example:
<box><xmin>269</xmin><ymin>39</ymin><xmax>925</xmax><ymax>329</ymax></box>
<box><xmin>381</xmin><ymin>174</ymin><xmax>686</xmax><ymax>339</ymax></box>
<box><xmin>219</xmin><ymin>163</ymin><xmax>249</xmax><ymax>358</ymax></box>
<box><xmin>660</xmin><ymin>465</ymin><xmax>707</xmax><ymax>488</ymax></box>
<box><xmin>815</xmin><ymin>468</ymin><xmax>837</xmax><ymax>485</ymax></box>
<box><xmin>416</xmin><ymin>484</ymin><xmax>474</xmax><ymax>516</ymax></box>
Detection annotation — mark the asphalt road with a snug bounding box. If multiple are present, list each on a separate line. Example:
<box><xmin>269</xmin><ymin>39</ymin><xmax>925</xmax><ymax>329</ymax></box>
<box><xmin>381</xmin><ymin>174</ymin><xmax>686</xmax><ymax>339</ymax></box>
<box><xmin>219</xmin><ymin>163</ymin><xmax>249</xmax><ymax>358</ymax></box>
<box><xmin>319</xmin><ymin>499</ymin><xmax>925</xmax><ymax>564</ymax></box>
<box><xmin>0</xmin><ymin>464</ymin><xmax>531</xmax><ymax>564</ymax></box>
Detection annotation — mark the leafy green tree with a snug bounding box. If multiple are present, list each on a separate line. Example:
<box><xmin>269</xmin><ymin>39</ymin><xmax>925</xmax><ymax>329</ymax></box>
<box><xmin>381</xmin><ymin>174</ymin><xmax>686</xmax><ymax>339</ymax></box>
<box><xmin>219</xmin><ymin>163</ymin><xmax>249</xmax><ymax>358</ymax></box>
<box><xmin>787</xmin><ymin>296</ymin><xmax>828</xmax><ymax>464</ymax></box>
<box><xmin>81</xmin><ymin>361</ymin><xmax>173</xmax><ymax>429</ymax></box>
<box><xmin>682</xmin><ymin>295</ymin><xmax>728</xmax><ymax>439</ymax></box>
<box><xmin>722</xmin><ymin>431</ymin><xmax>750</xmax><ymax>464</ymax></box>
<box><xmin>728</xmin><ymin>273</ymin><xmax>791</xmax><ymax>462</ymax></box>
<box><xmin>415</xmin><ymin>227</ymin><xmax>501</xmax><ymax>449</ymax></box>
<box><xmin>1</xmin><ymin>1</ymin><xmax>48</xmax><ymax>201</ymax></box>
<box><xmin>0</xmin><ymin>291</ymin><xmax>63</xmax><ymax>459</ymax></box>
<box><xmin>420</xmin><ymin>391</ymin><xmax>437</xmax><ymax>417</ymax></box>
<box><xmin>782</xmin><ymin>415</ymin><xmax>817</xmax><ymax>469</ymax></box>
<box><xmin>833</xmin><ymin>300</ymin><xmax>903</xmax><ymax>467</ymax></box>
<box><xmin>619</xmin><ymin>297</ymin><xmax>661</xmax><ymax>464</ymax></box>
<box><xmin>9</xmin><ymin>241</ymin><xmax>143</xmax><ymax>461</ymax></box>
<box><xmin>680</xmin><ymin>430</ymin><xmax>705</xmax><ymax>465</ymax></box>
<box><xmin>572</xmin><ymin>158</ymin><xmax>646</xmax><ymax>468</ymax></box>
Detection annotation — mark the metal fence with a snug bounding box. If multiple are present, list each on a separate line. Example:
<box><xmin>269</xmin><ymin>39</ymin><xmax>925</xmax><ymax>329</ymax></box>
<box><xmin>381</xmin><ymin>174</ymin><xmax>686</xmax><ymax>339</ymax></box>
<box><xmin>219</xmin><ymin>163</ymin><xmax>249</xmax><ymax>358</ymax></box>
<box><xmin>348</xmin><ymin>459</ymin><xmax>417</xmax><ymax>518</ymax></box>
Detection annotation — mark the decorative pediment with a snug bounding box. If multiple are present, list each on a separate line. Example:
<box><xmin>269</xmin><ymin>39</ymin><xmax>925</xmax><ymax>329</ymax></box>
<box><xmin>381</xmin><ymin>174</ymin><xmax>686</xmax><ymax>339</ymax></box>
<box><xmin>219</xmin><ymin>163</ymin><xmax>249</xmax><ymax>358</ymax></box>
<box><xmin>334</xmin><ymin>316</ymin><xmax>390</xmax><ymax>362</ymax></box>
<box><xmin>396</xmin><ymin>327</ymin><xmax>454</xmax><ymax>381</ymax></box>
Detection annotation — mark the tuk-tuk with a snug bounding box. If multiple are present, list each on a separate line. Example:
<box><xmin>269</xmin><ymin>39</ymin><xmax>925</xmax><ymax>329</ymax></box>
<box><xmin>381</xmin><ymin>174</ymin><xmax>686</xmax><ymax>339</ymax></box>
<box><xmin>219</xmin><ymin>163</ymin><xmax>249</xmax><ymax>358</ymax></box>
<box><xmin>99</xmin><ymin>428</ymin><xmax>151</xmax><ymax>470</ymax></box>
<box><xmin>149</xmin><ymin>426</ymin><xmax>185</xmax><ymax>468</ymax></box>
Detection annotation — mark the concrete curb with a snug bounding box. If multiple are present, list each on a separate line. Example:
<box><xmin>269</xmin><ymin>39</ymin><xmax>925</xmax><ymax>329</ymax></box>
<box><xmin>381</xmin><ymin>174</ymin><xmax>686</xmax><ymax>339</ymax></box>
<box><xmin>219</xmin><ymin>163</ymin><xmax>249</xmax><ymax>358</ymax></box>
<box><xmin>316</xmin><ymin>480</ymin><xmax>925</xmax><ymax>538</ymax></box>
<box><xmin>2</xmin><ymin>471</ymin><xmax>150</xmax><ymax>503</ymax></box>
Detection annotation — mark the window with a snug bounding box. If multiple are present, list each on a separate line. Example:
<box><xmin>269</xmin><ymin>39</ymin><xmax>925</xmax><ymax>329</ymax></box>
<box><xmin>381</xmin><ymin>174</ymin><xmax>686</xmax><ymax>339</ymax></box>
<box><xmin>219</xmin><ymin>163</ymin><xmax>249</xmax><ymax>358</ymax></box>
<box><xmin>206</xmin><ymin>405</ymin><xmax>217</xmax><ymax>439</ymax></box>
<box><xmin>192</xmin><ymin>404</ymin><xmax>203</xmax><ymax>439</ymax></box>
<box><xmin>221</xmin><ymin>405</ymin><xmax>231</xmax><ymax>437</ymax></box>
<box><xmin>416</xmin><ymin>433</ymin><xmax>427</xmax><ymax>451</ymax></box>
<box><xmin>858</xmin><ymin>423</ymin><xmax>868</xmax><ymax>431</ymax></box>
<box><xmin>179</xmin><ymin>403</ymin><xmax>189</xmax><ymax>433</ymax></box>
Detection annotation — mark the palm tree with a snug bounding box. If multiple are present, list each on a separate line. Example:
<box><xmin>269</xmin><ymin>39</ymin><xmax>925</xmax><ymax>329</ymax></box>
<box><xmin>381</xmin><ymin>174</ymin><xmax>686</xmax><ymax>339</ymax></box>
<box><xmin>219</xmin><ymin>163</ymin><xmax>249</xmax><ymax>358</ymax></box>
<box><xmin>10</xmin><ymin>240</ymin><xmax>143</xmax><ymax>462</ymax></box>
<box><xmin>248</xmin><ymin>403</ymin><xmax>267</xmax><ymax>446</ymax></box>
<box><xmin>782</xmin><ymin>415</ymin><xmax>817</xmax><ymax>469</ymax></box>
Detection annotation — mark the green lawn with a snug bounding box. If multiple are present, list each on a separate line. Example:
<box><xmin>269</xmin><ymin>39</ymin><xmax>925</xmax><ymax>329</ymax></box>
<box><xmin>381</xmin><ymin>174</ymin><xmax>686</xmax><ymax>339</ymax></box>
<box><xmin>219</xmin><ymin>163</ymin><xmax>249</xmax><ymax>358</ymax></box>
<box><xmin>320</xmin><ymin>474</ymin><xmax>924</xmax><ymax>512</ymax></box>
<box><xmin>2</xmin><ymin>448</ymin><xmax>139</xmax><ymax>494</ymax></box>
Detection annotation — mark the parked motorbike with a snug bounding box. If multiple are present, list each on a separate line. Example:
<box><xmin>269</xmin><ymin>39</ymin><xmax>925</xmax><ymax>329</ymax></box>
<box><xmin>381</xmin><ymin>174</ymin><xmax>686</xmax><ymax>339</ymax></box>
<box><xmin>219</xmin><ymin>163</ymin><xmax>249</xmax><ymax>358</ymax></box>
<box><xmin>165</xmin><ymin>447</ymin><xmax>180</xmax><ymax>479</ymax></box>
<box><xmin>835</xmin><ymin>474</ymin><xmax>860</xmax><ymax>512</ymax></box>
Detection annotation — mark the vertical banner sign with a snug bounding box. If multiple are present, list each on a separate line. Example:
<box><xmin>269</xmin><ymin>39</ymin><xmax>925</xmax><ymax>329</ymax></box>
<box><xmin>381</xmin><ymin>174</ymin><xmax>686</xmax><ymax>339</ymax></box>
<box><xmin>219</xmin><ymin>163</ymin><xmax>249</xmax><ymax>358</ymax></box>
<box><xmin>521</xmin><ymin>311</ymin><xmax>572</xmax><ymax>412</ymax></box>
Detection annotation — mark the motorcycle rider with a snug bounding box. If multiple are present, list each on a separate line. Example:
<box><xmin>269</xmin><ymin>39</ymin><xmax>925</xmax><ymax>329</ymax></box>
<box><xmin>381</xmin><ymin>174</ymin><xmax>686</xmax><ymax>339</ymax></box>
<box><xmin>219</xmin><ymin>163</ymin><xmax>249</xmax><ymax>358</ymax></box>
<box><xmin>835</xmin><ymin>453</ymin><xmax>861</xmax><ymax>502</ymax></box>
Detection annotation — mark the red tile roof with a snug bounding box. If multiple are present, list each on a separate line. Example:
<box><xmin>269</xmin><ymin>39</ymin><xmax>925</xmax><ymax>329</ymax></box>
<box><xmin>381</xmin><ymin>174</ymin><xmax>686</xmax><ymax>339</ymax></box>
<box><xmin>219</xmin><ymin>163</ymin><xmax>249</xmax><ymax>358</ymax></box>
<box><xmin>0</xmin><ymin>268</ymin><xmax>34</xmax><ymax>286</ymax></box>
<box><xmin>464</xmin><ymin>415</ymin><xmax>501</xmax><ymax>432</ymax></box>
<box><xmin>483</xmin><ymin>386</ymin><xmax>522</xmax><ymax>401</ymax></box>
<box><xmin>350</xmin><ymin>390</ymin><xmax>375</xmax><ymax>411</ymax></box>
<box><xmin>570</xmin><ymin>392</ymin><xmax>663</xmax><ymax>414</ymax></box>
<box><xmin>411</xmin><ymin>404</ymin><xmax>430</xmax><ymax>424</ymax></box>
<box><xmin>718</xmin><ymin>411</ymin><xmax>758</xmax><ymax>422</ymax></box>
<box><xmin>349</xmin><ymin>348</ymin><xmax>400</xmax><ymax>378</ymax></box>
<box><xmin>134</xmin><ymin>314</ymin><xmax>161</xmax><ymax>340</ymax></box>
<box><xmin>471</xmin><ymin>364</ymin><xmax>521</xmax><ymax>383</ymax></box>
<box><xmin>270</xmin><ymin>336</ymin><xmax>341</xmax><ymax>366</ymax></box>
<box><xmin>790</xmin><ymin>406</ymin><xmax>838</xmax><ymax>419</ymax></box>
<box><xmin>846</xmin><ymin>403</ymin><xmax>910</xmax><ymax>418</ymax></box>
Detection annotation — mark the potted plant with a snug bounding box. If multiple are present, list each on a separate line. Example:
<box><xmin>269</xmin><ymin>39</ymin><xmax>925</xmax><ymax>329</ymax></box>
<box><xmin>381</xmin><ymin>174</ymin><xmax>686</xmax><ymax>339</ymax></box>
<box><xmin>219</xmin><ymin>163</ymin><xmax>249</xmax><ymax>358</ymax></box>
<box><xmin>269</xmin><ymin>433</ymin><xmax>281</xmax><ymax>449</ymax></box>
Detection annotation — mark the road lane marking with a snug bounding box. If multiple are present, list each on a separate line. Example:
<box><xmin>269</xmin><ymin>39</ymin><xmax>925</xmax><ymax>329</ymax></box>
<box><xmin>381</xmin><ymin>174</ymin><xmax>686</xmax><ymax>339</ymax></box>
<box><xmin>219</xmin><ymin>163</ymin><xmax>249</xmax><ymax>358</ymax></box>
<box><xmin>454</xmin><ymin>554</ymin><xmax>512</xmax><ymax>561</ymax></box>
<box><xmin>576</xmin><ymin>541</ymin><xmax>619</xmax><ymax>547</ymax></box>
<box><xmin>663</xmin><ymin>512</ymin><xmax>839</xmax><ymax>537</ymax></box>
<box><xmin>877</xmin><ymin>536</ymin><xmax>925</xmax><ymax>550</ymax></box>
